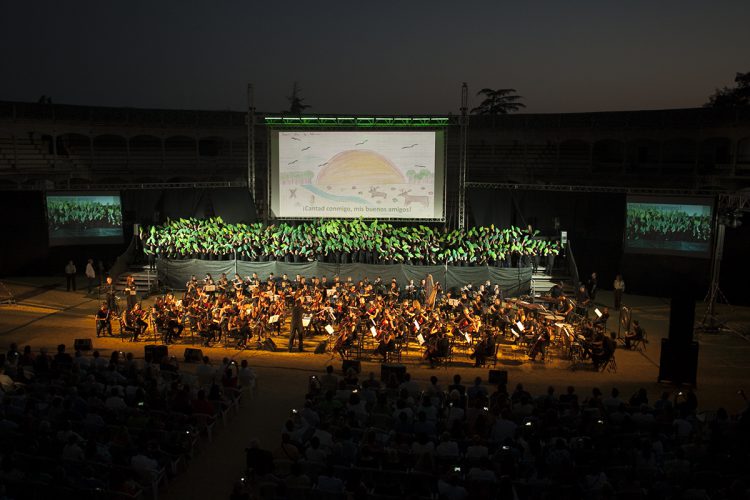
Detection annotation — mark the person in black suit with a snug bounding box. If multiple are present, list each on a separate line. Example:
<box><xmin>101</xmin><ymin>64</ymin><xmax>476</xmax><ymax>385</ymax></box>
<box><xmin>289</xmin><ymin>297</ymin><xmax>305</xmax><ymax>352</ymax></box>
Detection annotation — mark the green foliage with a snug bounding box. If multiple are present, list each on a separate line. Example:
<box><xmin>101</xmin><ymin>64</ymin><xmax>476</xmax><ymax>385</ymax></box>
<box><xmin>626</xmin><ymin>206</ymin><xmax>711</xmax><ymax>242</ymax></box>
<box><xmin>471</xmin><ymin>88</ymin><xmax>526</xmax><ymax>115</ymax></box>
<box><xmin>142</xmin><ymin>217</ymin><xmax>561</xmax><ymax>263</ymax></box>
<box><xmin>47</xmin><ymin>199</ymin><xmax>122</xmax><ymax>229</ymax></box>
<box><xmin>705</xmin><ymin>71</ymin><xmax>750</xmax><ymax>108</ymax></box>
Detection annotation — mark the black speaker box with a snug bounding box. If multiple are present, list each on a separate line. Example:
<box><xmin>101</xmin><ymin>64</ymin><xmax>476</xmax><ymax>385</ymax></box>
<box><xmin>184</xmin><ymin>348</ymin><xmax>203</xmax><ymax>363</ymax></box>
<box><xmin>145</xmin><ymin>344</ymin><xmax>168</xmax><ymax>364</ymax></box>
<box><xmin>342</xmin><ymin>359</ymin><xmax>361</xmax><ymax>374</ymax></box>
<box><xmin>380</xmin><ymin>364</ymin><xmax>406</xmax><ymax>383</ymax></box>
<box><xmin>488</xmin><ymin>369</ymin><xmax>508</xmax><ymax>386</ymax></box>
<box><xmin>74</xmin><ymin>338</ymin><xmax>93</xmax><ymax>351</ymax></box>
<box><xmin>658</xmin><ymin>339</ymin><xmax>699</xmax><ymax>386</ymax></box>
<box><xmin>260</xmin><ymin>338</ymin><xmax>277</xmax><ymax>352</ymax></box>
<box><xmin>669</xmin><ymin>295</ymin><xmax>695</xmax><ymax>343</ymax></box>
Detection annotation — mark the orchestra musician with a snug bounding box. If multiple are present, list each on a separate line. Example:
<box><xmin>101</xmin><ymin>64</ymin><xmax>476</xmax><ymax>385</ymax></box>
<box><xmin>624</xmin><ymin>319</ymin><xmax>645</xmax><ymax>349</ymax></box>
<box><xmin>574</xmin><ymin>284</ymin><xmax>590</xmax><ymax>317</ymax></box>
<box><xmin>125</xmin><ymin>275</ymin><xmax>138</xmax><ymax>310</ymax></box>
<box><xmin>95</xmin><ymin>302</ymin><xmax>112</xmax><ymax>337</ymax></box>
<box><xmin>164</xmin><ymin>305</ymin><xmax>184</xmax><ymax>344</ymax></box>
<box><xmin>528</xmin><ymin>319</ymin><xmax>551</xmax><ymax>362</ymax></box>
<box><xmin>424</xmin><ymin>327</ymin><xmax>450</xmax><ymax>368</ymax></box>
<box><xmin>333</xmin><ymin>310</ymin><xmax>357</xmax><ymax>359</ymax></box>
<box><xmin>470</xmin><ymin>329</ymin><xmax>496</xmax><ymax>367</ymax></box>
<box><xmin>129</xmin><ymin>303</ymin><xmax>148</xmax><ymax>341</ymax></box>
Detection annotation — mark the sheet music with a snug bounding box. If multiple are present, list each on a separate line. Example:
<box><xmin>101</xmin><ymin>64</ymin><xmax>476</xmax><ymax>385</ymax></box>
<box><xmin>413</xmin><ymin>320</ymin><xmax>420</xmax><ymax>331</ymax></box>
<box><xmin>268</xmin><ymin>315</ymin><xmax>279</xmax><ymax>324</ymax></box>
<box><xmin>302</xmin><ymin>316</ymin><xmax>311</xmax><ymax>327</ymax></box>
<box><xmin>516</xmin><ymin>321</ymin><xmax>525</xmax><ymax>331</ymax></box>
<box><xmin>325</xmin><ymin>324</ymin><xmax>334</xmax><ymax>335</ymax></box>
<box><xmin>417</xmin><ymin>333</ymin><xmax>425</xmax><ymax>345</ymax></box>
<box><xmin>370</xmin><ymin>326</ymin><xmax>377</xmax><ymax>337</ymax></box>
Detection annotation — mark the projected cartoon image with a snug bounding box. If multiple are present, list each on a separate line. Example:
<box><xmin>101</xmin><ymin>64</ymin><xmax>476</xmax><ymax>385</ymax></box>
<box><xmin>277</xmin><ymin>131</ymin><xmax>437</xmax><ymax>218</ymax></box>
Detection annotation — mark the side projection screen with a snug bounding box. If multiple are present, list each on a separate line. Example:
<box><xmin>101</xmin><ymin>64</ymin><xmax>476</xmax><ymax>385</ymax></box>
<box><xmin>46</xmin><ymin>193</ymin><xmax>124</xmax><ymax>246</ymax></box>
<box><xmin>270</xmin><ymin>130</ymin><xmax>445</xmax><ymax>219</ymax></box>
<box><xmin>624</xmin><ymin>196</ymin><xmax>713</xmax><ymax>257</ymax></box>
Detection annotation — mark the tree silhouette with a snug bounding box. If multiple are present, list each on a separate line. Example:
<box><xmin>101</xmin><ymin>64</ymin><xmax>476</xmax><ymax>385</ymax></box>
<box><xmin>705</xmin><ymin>71</ymin><xmax>750</xmax><ymax>108</ymax></box>
<box><xmin>287</xmin><ymin>81</ymin><xmax>311</xmax><ymax>114</ymax></box>
<box><xmin>471</xmin><ymin>88</ymin><xmax>526</xmax><ymax>115</ymax></box>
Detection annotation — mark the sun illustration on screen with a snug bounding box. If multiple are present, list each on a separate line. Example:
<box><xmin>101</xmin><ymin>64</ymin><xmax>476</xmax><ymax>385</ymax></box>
<box><xmin>315</xmin><ymin>149</ymin><xmax>406</xmax><ymax>186</ymax></box>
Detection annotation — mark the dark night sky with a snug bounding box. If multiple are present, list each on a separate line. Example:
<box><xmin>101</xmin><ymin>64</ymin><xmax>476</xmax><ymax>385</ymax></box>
<box><xmin>2</xmin><ymin>1</ymin><xmax>749</xmax><ymax>115</ymax></box>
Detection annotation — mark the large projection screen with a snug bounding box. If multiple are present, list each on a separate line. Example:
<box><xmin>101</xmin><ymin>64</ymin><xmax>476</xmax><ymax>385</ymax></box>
<box><xmin>46</xmin><ymin>192</ymin><xmax>124</xmax><ymax>246</ymax></box>
<box><xmin>624</xmin><ymin>195</ymin><xmax>713</xmax><ymax>258</ymax></box>
<box><xmin>270</xmin><ymin>130</ymin><xmax>445</xmax><ymax>219</ymax></box>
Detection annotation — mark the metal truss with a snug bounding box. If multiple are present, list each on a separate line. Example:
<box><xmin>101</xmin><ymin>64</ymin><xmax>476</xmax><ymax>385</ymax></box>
<box><xmin>465</xmin><ymin>181</ymin><xmax>733</xmax><ymax>197</ymax></box>
<box><xmin>36</xmin><ymin>181</ymin><xmax>249</xmax><ymax>191</ymax></box>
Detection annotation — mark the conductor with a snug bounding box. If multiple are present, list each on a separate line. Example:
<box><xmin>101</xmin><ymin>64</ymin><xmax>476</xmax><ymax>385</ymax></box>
<box><xmin>289</xmin><ymin>297</ymin><xmax>305</xmax><ymax>352</ymax></box>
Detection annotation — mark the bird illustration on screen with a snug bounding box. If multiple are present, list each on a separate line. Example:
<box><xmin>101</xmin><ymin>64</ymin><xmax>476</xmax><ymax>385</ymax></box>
<box><xmin>301</xmin><ymin>146</ymin><xmax>310</xmax><ymax>151</ymax></box>
<box><xmin>288</xmin><ymin>160</ymin><xmax>298</xmax><ymax>165</ymax></box>
<box><xmin>402</xmin><ymin>144</ymin><xmax>418</xmax><ymax>149</ymax></box>
<box><xmin>355</xmin><ymin>139</ymin><xmax>368</xmax><ymax>146</ymax></box>
<box><xmin>290</xmin><ymin>137</ymin><xmax>301</xmax><ymax>141</ymax></box>
<box><xmin>415</xmin><ymin>164</ymin><xmax>427</xmax><ymax>168</ymax></box>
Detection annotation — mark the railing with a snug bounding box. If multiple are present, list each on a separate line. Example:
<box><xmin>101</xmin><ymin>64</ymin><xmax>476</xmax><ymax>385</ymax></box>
<box><xmin>109</xmin><ymin>233</ymin><xmax>137</xmax><ymax>282</ymax></box>
<box><xmin>566</xmin><ymin>240</ymin><xmax>580</xmax><ymax>287</ymax></box>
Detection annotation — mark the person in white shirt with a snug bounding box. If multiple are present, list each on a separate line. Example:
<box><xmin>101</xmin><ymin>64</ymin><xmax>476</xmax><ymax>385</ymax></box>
<box><xmin>85</xmin><ymin>258</ymin><xmax>96</xmax><ymax>293</ymax></box>
<box><xmin>65</xmin><ymin>260</ymin><xmax>77</xmax><ymax>291</ymax></box>
<box><xmin>238</xmin><ymin>360</ymin><xmax>257</xmax><ymax>392</ymax></box>
<box><xmin>613</xmin><ymin>274</ymin><xmax>625</xmax><ymax>309</ymax></box>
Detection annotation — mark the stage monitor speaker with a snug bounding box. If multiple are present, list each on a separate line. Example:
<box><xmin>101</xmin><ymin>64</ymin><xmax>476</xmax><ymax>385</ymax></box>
<box><xmin>260</xmin><ymin>338</ymin><xmax>277</xmax><ymax>352</ymax></box>
<box><xmin>381</xmin><ymin>364</ymin><xmax>406</xmax><ymax>383</ymax></box>
<box><xmin>658</xmin><ymin>338</ymin><xmax>699</xmax><ymax>386</ymax></box>
<box><xmin>184</xmin><ymin>348</ymin><xmax>203</xmax><ymax>363</ymax></box>
<box><xmin>145</xmin><ymin>345</ymin><xmax>168</xmax><ymax>364</ymax></box>
<box><xmin>669</xmin><ymin>294</ymin><xmax>695</xmax><ymax>343</ymax></box>
<box><xmin>488</xmin><ymin>369</ymin><xmax>508</xmax><ymax>386</ymax></box>
<box><xmin>74</xmin><ymin>338</ymin><xmax>93</xmax><ymax>351</ymax></box>
<box><xmin>342</xmin><ymin>359</ymin><xmax>361</xmax><ymax>374</ymax></box>
<box><xmin>314</xmin><ymin>341</ymin><xmax>328</xmax><ymax>354</ymax></box>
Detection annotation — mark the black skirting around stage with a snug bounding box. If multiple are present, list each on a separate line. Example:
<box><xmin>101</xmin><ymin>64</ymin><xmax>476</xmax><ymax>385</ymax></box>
<box><xmin>157</xmin><ymin>259</ymin><xmax>532</xmax><ymax>294</ymax></box>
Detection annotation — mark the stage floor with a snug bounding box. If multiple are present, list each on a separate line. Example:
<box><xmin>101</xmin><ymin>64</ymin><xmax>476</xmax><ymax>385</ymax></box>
<box><xmin>2</xmin><ymin>276</ymin><xmax>750</xmax><ymax>498</ymax></box>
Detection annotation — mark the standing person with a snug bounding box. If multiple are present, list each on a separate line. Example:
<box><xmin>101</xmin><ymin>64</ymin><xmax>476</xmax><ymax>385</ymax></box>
<box><xmin>613</xmin><ymin>274</ymin><xmax>625</xmax><ymax>309</ymax></box>
<box><xmin>85</xmin><ymin>259</ymin><xmax>96</xmax><ymax>293</ymax></box>
<box><xmin>102</xmin><ymin>276</ymin><xmax>117</xmax><ymax>313</ymax></box>
<box><xmin>587</xmin><ymin>272</ymin><xmax>598</xmax><ymax>302</ymax></box>
<box><xmin>125</xmin><ymin>275</ymin><xmax>137</xmax><ymax>311</ymax></box>
<box><xmin>289</xmin><ymin>297</ymin><xmax>305</xmax><ymax>352</ymax></box>
<box><xmin>65</xmin><ymin>260</ymin><xmax>77</xmax><ymax>291</ymax></box>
